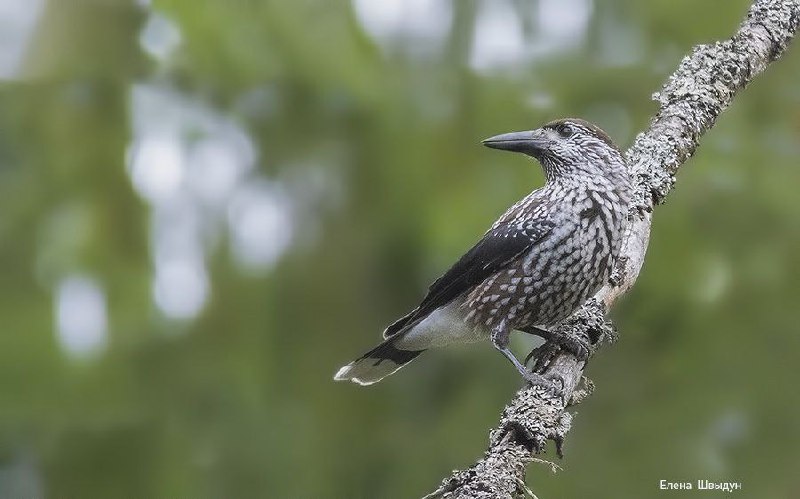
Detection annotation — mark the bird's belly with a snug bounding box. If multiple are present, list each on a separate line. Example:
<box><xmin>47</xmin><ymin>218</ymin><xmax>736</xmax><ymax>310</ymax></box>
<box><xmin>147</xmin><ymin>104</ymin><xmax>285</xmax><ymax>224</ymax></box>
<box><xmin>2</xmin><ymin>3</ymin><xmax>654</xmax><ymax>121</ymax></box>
<box><xmin>465</xmin><ymin>220</ymin><xmax>616</xmax><ymax>330</ymax></box>
<box><xmin>397</xmin><ymin>301</ymin><xmax>490</xmax><ymax>350</ymax></box>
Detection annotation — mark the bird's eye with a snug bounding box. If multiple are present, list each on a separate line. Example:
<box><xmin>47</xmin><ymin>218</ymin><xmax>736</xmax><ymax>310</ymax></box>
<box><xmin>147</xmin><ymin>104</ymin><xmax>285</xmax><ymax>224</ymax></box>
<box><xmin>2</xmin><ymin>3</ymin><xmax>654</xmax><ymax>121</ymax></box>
<box><xmin>556</xmin><ymin>123</ymin><xmax>574</xmax><ymax>138</ymax></box>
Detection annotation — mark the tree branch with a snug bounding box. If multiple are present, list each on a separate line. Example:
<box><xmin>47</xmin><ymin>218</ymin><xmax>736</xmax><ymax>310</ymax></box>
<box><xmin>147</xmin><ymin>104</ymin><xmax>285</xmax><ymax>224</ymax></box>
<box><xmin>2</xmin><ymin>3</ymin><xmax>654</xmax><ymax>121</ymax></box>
<box><xmin>425</xmin><ymin>1</ymin><xmax>800</xmax><ymax>497</ymax></box>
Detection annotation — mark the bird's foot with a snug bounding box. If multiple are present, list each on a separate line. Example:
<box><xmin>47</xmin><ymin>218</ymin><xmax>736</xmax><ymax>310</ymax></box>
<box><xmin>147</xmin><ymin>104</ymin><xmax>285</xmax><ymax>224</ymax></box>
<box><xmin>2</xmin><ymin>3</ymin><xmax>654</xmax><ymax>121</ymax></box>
<box><xmin>492</xmin><ymin>320</ymin><xmax>562</xmax><ymax>394</ymax></box>
<box><xmin>524</xmin><ymin>340</ymin><xmax>561</xmax><ymax>374</ymax></box>
<box><xmin>546</xmin><ymin>329</ymin><xmax>592</xmax><ymax>362</ymax></box>
<box><xmin>521</xmin><ymin>325</ymin><xmax>592</xmax><ymax>365</ymax></box>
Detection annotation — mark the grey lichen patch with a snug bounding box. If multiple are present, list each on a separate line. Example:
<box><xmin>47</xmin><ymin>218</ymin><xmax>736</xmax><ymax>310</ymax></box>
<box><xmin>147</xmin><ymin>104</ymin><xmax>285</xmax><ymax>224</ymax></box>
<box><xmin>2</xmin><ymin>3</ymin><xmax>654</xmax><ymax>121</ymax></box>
<box><xmin>425</xmin><ymin>443</ymin><xmax>532</xmax><ymax>499</ymax></box>
<box><xmin>609</xmin><ymin>255</ymin><xmax>629</xmax><ymax>287</ymax></box>
<box><xmin>746</xmin><ymin>0</ymin><xmax>800</xmax><ymax>56</ymax></box>
<box><xmin>569</xmin><ymin>376</ymin><xmax>596</xmax><ymax>406</ymax></box>
<box><xmin>626</xmin><ymin>128</ymin><xmax>679</xmax><ymax>209</ymax></box>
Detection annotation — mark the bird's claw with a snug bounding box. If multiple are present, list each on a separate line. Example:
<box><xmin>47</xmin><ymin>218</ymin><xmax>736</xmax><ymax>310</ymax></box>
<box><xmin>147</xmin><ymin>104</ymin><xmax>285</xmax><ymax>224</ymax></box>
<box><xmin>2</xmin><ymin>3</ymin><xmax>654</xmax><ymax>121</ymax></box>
<box><xmin>524</xmin><ymin>331</ymin><xmax>592</xmax><ymax>377</ymax></box>
<box><xmin>524</xmin><ymin>341</ymin><xmax>560</xmax><ymax>373</ymax></box>
<box><xmin>552</xmin><ymin>332</ymin><xmax>592</xmax><ymax>361</ymax></box>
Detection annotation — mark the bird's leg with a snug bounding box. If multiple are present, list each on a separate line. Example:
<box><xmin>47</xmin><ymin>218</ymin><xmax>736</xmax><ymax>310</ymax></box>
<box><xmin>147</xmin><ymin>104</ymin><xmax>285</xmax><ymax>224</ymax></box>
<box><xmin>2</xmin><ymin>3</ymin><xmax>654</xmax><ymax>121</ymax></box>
<box><xmin>491</xmin><ymin>319</ymin><xmax>559</xmax><ymax>391</ymax></box>
<box><xmin>520</xmin><ymin>325</ymin><xmax>592</xmax><ymax>362</ymax></box>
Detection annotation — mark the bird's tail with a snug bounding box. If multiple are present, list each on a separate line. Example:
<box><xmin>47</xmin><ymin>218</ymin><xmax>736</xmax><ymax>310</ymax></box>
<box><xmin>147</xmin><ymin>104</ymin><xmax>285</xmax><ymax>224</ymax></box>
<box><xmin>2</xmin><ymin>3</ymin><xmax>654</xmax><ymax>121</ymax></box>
<box><xmin>334</xmin><ymin>335</ymin><xmax>425</xmax><ymax>386</ymax></box>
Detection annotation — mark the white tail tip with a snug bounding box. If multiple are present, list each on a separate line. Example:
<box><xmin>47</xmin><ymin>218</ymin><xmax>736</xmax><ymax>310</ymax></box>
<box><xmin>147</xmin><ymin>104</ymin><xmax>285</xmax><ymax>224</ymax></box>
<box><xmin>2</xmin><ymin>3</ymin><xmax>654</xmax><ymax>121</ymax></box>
<box><xmin>333</xmin><ymin>358</ymin><xmax>403</xmax><ymax>386</ymax></box>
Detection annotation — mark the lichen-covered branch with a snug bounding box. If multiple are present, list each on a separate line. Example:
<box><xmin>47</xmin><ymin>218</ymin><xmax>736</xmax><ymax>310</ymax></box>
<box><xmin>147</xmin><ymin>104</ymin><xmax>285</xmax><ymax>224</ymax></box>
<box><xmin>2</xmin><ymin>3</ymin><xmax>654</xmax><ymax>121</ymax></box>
<box><xmin>425</xmin><ymin>1</ymin><xmax>800</xmax><ymax>497</ymax></box>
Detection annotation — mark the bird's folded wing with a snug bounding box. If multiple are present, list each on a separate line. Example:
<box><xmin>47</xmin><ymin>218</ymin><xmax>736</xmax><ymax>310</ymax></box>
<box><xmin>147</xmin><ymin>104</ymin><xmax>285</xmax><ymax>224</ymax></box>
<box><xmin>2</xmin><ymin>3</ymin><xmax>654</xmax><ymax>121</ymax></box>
<box><xmin>383</xmin><ymin>216</ymin><xmax>555</xmax><ymax>338</ymax></box>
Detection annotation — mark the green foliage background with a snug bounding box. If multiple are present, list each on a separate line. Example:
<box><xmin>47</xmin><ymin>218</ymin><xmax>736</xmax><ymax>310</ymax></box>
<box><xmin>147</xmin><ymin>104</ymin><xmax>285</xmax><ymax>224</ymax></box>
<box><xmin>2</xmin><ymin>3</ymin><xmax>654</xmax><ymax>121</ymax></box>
<box><xmin>0</xmin><ymin>0</ymin><xmax>798</xmax><ymax>497</ymax></box>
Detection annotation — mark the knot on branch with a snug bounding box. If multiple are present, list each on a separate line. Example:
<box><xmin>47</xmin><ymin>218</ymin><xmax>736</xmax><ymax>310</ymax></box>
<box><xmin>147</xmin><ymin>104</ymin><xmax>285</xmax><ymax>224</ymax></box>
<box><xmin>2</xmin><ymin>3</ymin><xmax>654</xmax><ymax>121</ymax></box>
<box><xmin>491</xmin><ymin>386</ymin><xmax>574</xmax><ymax>458</ymax></box>
<box><xmin>426</xmin><ymin>445</ymin><xmax>531</xmax><ymax>499</ymax></box>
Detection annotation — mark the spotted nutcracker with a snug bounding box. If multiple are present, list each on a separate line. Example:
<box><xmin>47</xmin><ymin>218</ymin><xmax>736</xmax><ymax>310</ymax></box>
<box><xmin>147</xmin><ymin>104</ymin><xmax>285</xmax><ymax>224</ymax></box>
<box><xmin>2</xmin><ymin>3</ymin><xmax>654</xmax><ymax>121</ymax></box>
<box><xmin>335</xmin><ymin>118</ymin><xmax>632</xmax><ymax>386</ymax></box>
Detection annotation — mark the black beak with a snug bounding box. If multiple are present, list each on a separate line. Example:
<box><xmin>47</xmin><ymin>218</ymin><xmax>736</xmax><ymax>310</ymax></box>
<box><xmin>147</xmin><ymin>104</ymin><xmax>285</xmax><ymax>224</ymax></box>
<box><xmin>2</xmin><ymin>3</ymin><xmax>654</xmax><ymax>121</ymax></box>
<box><xmin>482</xmin><ymin>130</ymin><xmax>548</xmax><ymax>155</ymax></box>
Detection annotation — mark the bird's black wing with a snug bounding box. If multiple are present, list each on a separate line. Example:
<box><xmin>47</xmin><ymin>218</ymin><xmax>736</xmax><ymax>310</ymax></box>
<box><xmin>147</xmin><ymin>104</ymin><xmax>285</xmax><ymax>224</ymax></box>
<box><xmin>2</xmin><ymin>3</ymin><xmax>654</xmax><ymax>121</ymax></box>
<box><xmin>383</xmin><ymin>217</ymin><xmax>555</xmax><ymax>338</ymax></box>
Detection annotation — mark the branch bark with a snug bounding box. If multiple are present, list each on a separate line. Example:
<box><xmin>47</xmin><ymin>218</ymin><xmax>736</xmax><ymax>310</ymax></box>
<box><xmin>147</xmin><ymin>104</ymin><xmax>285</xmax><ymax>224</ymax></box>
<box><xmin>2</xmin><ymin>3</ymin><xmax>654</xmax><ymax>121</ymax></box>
<box><xmin>425</xmin><ymin>1</ymin><xmax>800</xmax><ymax>497</ymax></box>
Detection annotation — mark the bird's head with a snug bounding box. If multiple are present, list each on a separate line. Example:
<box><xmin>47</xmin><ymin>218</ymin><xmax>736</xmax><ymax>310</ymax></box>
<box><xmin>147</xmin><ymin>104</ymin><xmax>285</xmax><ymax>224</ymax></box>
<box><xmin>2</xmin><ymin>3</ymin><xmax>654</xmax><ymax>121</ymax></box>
<box><xmin>483</xmin><ymin>118</ymin><xmax>624</xmax><ymax>181</ymax></box>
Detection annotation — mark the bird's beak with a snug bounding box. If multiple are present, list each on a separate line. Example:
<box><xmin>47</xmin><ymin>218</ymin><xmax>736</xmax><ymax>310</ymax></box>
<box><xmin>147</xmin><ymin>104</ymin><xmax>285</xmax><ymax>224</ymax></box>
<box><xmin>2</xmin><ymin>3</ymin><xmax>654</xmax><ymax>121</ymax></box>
<box><xmin>482</xmin><ymin>129</ymin><xmax>548</xmax><ymax>156</ymax></box>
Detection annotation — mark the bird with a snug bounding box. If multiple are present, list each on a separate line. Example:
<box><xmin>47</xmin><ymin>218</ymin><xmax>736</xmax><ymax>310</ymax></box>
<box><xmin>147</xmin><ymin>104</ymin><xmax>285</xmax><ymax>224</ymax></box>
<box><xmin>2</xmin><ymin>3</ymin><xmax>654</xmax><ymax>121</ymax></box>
<box><xmin>334</xmin><ymin>118</ymin><xmax>632</xmax><ymax>386</ymax></box>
